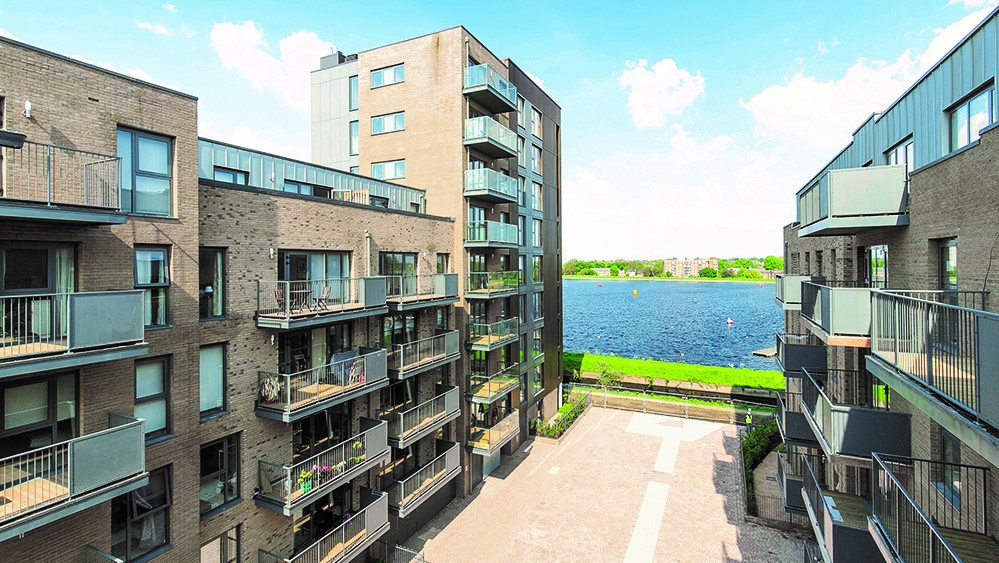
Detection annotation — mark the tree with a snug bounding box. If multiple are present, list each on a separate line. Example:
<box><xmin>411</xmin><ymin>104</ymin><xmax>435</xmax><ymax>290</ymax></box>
<box><xmin>698</xmin><ymin>267</ymin><xmax>717</xmax><ymax>278</ymax></box>
<box><xmin>665</xmin><ymin>271</ymin><xmax>674</xmax><ymax>278</ymax></box>
<box><xmin>763</xmin><ymin>255</ymin><xmax>783</xmax><ymax>271</ymax></box>
<box><xmin>721</xmin><ymin>268</ymin><xmax>737</xmax><ymax>278</ymax></box>
<box><xmin>580</xmin><ymin>268</ymin><xmax>597</xmax><ymax>276</ymax></box>
<box><xmin>739</xmin><ymin>268</ymin><xmax>764</xmax><ymax>279</ymax></box>
<box><xmin>610</xmin><ymin>265</ymin><xmax>620</xmax><ymax>277</ymax></box>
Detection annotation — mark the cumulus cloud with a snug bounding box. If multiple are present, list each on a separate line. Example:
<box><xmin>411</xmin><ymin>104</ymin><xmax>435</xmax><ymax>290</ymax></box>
<box><xmin>948</xmin><ymin>0</ymin><xmax>997</xmax><ymax>8</ymax></box>
<box><xmin>163</xmin><ymin>3</ymin><xmax>177</xmax><ymax>13</ymax></box>
<box><xmin>181</xmin><ymin>23</ymin><xmax>195</xmax><ymax>38</ymax></box>
<box><xmin>210</xmin><ymin>21</ymin><xmax>334</xmax><ymax>112</ymax></box>
<box><xmin>619</xmin><ymin>58</ymin><xmax>705</xmax><ymax>129</ymax></box>
<box><xmin>137</xmin><ymin>21</ymin><xmax>171</xmax><ymax>37</ymax></box>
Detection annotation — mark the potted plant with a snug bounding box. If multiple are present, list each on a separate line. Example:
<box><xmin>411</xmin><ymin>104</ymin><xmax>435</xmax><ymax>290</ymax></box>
<box><xmin>260</xmin><ymin>374</ymin><xmax>281</xmax><ymax>404</ymax></box>
<box><xmin>0</xmin><ymin>130</ymin><xmax>26</xmax><ymax>149</ymax></box>
<box><xmin>297</xmin><ymin>467</ymin><xmax>316</xmax><ymax>493</ymax></box>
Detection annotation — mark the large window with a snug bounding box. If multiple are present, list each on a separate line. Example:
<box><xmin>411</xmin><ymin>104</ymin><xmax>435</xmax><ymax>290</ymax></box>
<box><xmin>517</xmin><ymin>96</ymin><xmax>525</xmax><ymax>118</ymax></box>
<box><xmin>200</xmin><ymin>434</ymin><xmax>239</xmax><ymax>516</ymax></box>
<box><xmin>518</xmin><ymin>177</ymin><xmax>527</xmax><ymax>206</ymax></box>
<box><xmin>0</xmin><ymin>373</ymin><xmax>75</xmax><ymax>459</ymax></box>
<box><xmin>136</xmin><ymin>358</ymin><xmax>168</xmax><ymax>440</ymax></box>
<box><xmin>886</xmin><ymin>138</ymin><xmax>914</xmax><ymax>174</ymax></box>
<box><xmin>201</xmin><ymin>527</ymin><xmax>238</xmax><ymax>563</ymax></box>
<box><xmin>370</xmin><ymin>64</ymin><xmax>404</xmax><ymax>88</ymax></box>
<box><xmin>111</xmin><ymin>467</ymin><xmax>171</xmax><ymax>561</ymax></box>
<box><xmin>531</xmin><ymin>144</ymin><xmax>542</xmax><ymax>174</ymax></box>
<box><xmin>380</xmin><ymin>252</ymin><xmax>417</xmax><ymax>297</ymax></box>
<box><xmin>517</xmin><ymin>136</ymin><xmax>525</xmax><ymax>163</ymax></box>
<box><xmin>118</xmin><ymin>129</ymin><xmax>172</xmax><ymax>216</ymax></box>
<box><xmin>532</xmin><ymin>292</ymin><xmax>543</xmax><ymax>321</ymax></box>
<box><xmin>950</xmin><ymin>86</ymin><xmax>994</xmax><ymax>151</ymax></box>
<box><xmin>349</xmin><ymin>121</ymin><xmax>359</xmax><ymax>156</ymax></box>
<box><xmin>532</xmin><ymin>182</ymin><xmax>543</xmax><ymax>211</ymax></box>
<box><xmin>532</xmin><ymin>256</ymin><xmax>543</xmax><ymax>283</ymax></box>
<box><xmin>135</xmin><ymin>247</ymin><xmax>169</xmax><ymax>328</ymax></box>
<box><xmin>532</xmin><ymin>218</ymin><xmax>543</xmax><ymax>248</ymax></box>
<box><xmin>213</xmin><ymin>168</ymin><xmax>246</xmax><ymax>185</ymax></box>
<box><xmin>348</xmin><ymin>75</ymin><xmax>358</xmax><ymax>110</ymax></box>
<box><xmin>371</xmin><ymin>159</ymin><xmax>405</xmax><ymax>180</ymax></box>
<box><xmin>200</xmin><ymin>248</ymin><xmax>225</xmax><ymax>319</ymax></box>
<box><xmin>518</xmin><ymin>215</ymin><xmax>527</xmax><ymax>246</ymax></box>
<box><xmin>200</xmin><ymin>344</ymin><xmax>226</xmax><ymax>418</ymax></box>
<box><xmin>371</xmin><ymin>111</ymin><xmax>405</xmax><ymax>134</ymax></box>
<box><xmin>531</xmin><ymin>107</ymin><xmax>543</xmax><ymax>138</ymax></box>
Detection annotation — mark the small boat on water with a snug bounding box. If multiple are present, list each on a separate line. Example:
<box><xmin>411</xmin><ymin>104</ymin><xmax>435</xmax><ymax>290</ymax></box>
<box><xmin>726</xmin><ymin>317</ymin><xmax>735</xmax><ymax>325</ymax></box>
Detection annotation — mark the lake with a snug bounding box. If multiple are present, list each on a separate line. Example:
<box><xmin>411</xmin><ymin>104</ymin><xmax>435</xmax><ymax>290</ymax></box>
<box><xmin>563</xmin><ymin>279</ymin><xmax>783</xmax><ymax>371</ymax></box>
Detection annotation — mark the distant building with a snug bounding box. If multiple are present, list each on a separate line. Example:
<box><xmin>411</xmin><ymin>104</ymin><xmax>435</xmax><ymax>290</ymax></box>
<box><xmin>591</xmin><ymin>267</ymin><xmax>612</xmax><ymax>276</ymax></box>
<box><xmin>663</xmin><ymin>257</ymin><xmax>718</xmax><ymax>277</ymax></box>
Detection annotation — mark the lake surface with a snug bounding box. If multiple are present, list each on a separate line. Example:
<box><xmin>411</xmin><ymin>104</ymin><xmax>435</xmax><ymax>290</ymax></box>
<box><xmin>563</xmin><ymin>279</ymin><xmax>783</xmax><ymax>371</ymax></box>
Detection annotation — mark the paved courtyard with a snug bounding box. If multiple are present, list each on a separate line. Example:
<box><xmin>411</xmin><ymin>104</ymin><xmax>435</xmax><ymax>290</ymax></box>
<box><xmin>403</xmin><ymin>407</ymin><xmax>807</xmax><ymax>562</ymax></box>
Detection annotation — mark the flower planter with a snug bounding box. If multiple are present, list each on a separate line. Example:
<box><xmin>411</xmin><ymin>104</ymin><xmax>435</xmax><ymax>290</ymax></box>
<box><xmin>300</xmin><ymin>481</ymin><xmax>313</xmax><ymax>494</ymax></box>
<box><xmin>0</xmin><ymin>130</ymin><xmax>26</xmax><ymax>149</ymax></box>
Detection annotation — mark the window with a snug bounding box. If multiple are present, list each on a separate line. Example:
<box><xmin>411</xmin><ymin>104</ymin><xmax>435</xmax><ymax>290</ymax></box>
<box><xmin>532</xmin><ymin>182</ymin><xmax>543</xmax><ymax>211</ymax></box>
<box><xmin>531</xmin><ymin>107</ymin><xmax>543</xmax><ymax>138</ymax></box>
<box><xmin>886</xmin><ymin>137</ymin><xmax>914</xmax><ymax>174</ymax></box>
<box><xmin>0</xmin><ymin>373</ymin><xmax>76</xmax><ymax>458</ymax></box>
<box><xmin>532</xmin><ymin>218</ymin><xmax>543</xmax><ymax>248</ymax></box>
<box><xmin>200</xmin><ymin>434</ymin><xmax>239</xmax><ymax>516</ymax></box>
<box><xmin>380</xmin><ymin>252</ymin><xmax>417</xmax><ymax>297</ymax></box>
<box><xmin>518</xmin><ymin>215</ymin><xmax>527</xmax><ymax>246</ymax></box>
<box><xmin>213</xmin><ymin>168</ymin><xmax>246</xmax><ymax>185</ymax></box>
<box><xmin>349</xmin><ymin>165</ymin><xmax>359</xmax><ymax>174</ymax></box>
<box><xmin>200</xmin><ymin>344</ymin><xmax>226</xmax><ymax>418</ymax></box>
<box><xmin>349</xmin><ymin>121</ymin><xmax>359</xmax><ymax>156</ymax></box>
<box><xmin>533</xmin><ymin>364</ymin><xmax>543</xmax><ymax>396</ymax></box>
<box><xmin>348</xmin><ymin>75</ymin><xmax>358</xmax><ymax>110</ymax></box>
<box><xmin>283</xmin><ymin>180</ymin><xmax>314</xmax><ymax>196</ymax></box>
<box><xmin>200</xmin><ymin>248</ymin><xmax>224</xmax><ymax>319</ymax></box>
<box><xmin>533</xmin><ymin>328</ymin><xmax>543</xmax><ymax>358</ymax></box>
<box><xmin>517</xmin><ymin>96</ymin><xmax>525</xmax><ymax>118</ymax></box>
<box><xmin>111</xmin><ymin>467</ymin><xmax>171</xmax><ymax>561</ymax></box>
<box><xmin>518</xmin><ymin>177</ymin><xmax>527</xmax><ymax>206</ymax></box>
<box><xmin>519</xmin><ymin>294</ymin><xmax>526</xmax><ymax>322</ymax></box>
<box><xmin>436</xmin><ymin>306</ymin><xmax>450</xmax><ymax>331</ymax></box>
<box><xmin>938</xmin><ymin>428</ymin><xmax>962</xmax><ymax>507</ymax></box>
<box><xmin>436</xmin><ymin>253</ymin><xmax>449</xmax><ymax>273</ymax></box>
<box><xmin>201</xmin><ymin>527</ymin><xmax>238</xmax><ymax>563</ymax></box>
<box><xmin>531</xmin><ymin>144</ymin><xmax>542</xmax><ymax>174</ymax></box>
<box><xmin>136</xmin><ymin>359</ymin><xmax>168</xmax><ymax>440</ymax></box>
<box><xmin>533</xmin><ymin>292</ymin><xmax>543</xmax><ymax>321</ymax></box>
<box><xmin>519</xmin><ymin>255</ymin><xmax>527</xmax><ymax>284</ymax></box>
<box><xmin>532</xmin><ymin>256</ymin><xmax>543</xmax><ymax>283</ymax></box>
<box><xmin>371</xmin><ymin>111</ymin><xmax>405</xmax><ymax>134</ymax></box>
<box><xmin>371</xmin><ymin>63</ymin><xmax>404</xmax><ymax>88</ymax></box>
<box><xmin>517</xmin><ymin>136</ymin><xmax>526</xmax><ymax>163</ymax></box>
<box><xmin>135</xmin><ymin>247</ymin><xmax>169</xmax><ymax>327</ymax></box>
<box><xmin>118</xmin><ymin>128</ymin><xmax>172</xmax><ymax>216</ymax></box>
<box><xmin>950</xmin><ymin>86</ymin><xmax>994</xmax><ymax>151</ymax></box>
<box><xmin>371</xmin><ymin>159</ymin><xmax>405</xmax><ymax>180</ymax></box>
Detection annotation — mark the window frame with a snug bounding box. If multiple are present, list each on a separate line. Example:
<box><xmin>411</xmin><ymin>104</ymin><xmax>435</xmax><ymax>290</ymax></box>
<box><xmin>212</xmin><ymin>167</ymin><xmax>247</xmax><ymax>185</ymax></box>
<box><xmin>531</xmin><ymin>144</ymin><xmax>542</xmax><ymax>174</ymax></box>
<box><xmin>532</xmin><ymin>181</ymin><xmax>543</xmax><ymax>212</ymax></box>
<box><xmin>135</xmin><ymin>246</ymin><xmax>170</xmax><ymax>329</ymax></box>
<box><xmin>531</xmin><ymin>107</ymin><xmax>543</xmax><ymax>139</ymax></box>
<box><xmin>199</xmin><ymin>343</ymin><xmax>227</xmax><ymax>419</ymax></box>
<box><xmin>199</xmin><ymin>434</ymin><xmax>240</xmax><ymax>518</ymax></box>
<box><xmin>111</xmin><ymin>466</ymin><xmax>172</xmax><ymax>562</ymax></box>
<box><xmin>949</xmin><ymin>84</ymin><xmax>995</xmax><ymax>152</ymax></box>
<box><xmin>371</xmin><ymin>111</ymin><xmax>405</xmax><ymax>135</ymax></box>
<box><xmin>199</xmin><ymin>247</ymin><xmax>225</xmax><ymax>320</ymax></box>
<box><xmin>349</xmin><ymin>120</ymin><xmax>359</xmax><ymax>156</ymax></box>
<box><xmin>532</xmin><ymin>255</ymin><xmax>543</xmax><ymax>283</ymax></box>
<box><xmin>348</xmin><ymin>75</ymin><xmax>359</xmax><ymax>111</ymax></box>
<box><xmin>135</xmin><ymin>357</ymin><xmax>170</xmax><ymax>441</ymax></box>
<box><xmin>201</xmin><ymin>526</ymin><xmax>239</xmax><ymax>563</ymax></box>
<box><xmin>371</xmin><ymin>159</ymin><xmax>405</xmax><ymax>180</ymax></box>
<box><xmin>118</xmin><ymin>128</ymin><xmax>174</xmax><ymax>217</ymax></box>
<box><xmin>370</xmin><ymin>63</ymin><xmax>405</xmax><ymax>88</ymax></box>
<box><xmin>532</xmin><ymin>218</ymin><xmax>543</xmax><ymax>248</ymax></box>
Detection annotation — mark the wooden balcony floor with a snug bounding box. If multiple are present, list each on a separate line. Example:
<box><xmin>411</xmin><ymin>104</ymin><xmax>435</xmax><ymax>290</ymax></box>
<box><xmin>0</xmin><ymin>476</ymin><xmax>69</xmax><ymax>521</ymax></box>
<box><xmin>392</xmin><ymin>351</ymin><xmax>448</xmax><ymax>372</ymax></box>
<box><xmin>266</xmin><ymin>379</ymin><xmax>366</xmax><ymax>413</ymax></box>
<box><xmin>822</xmin><ymin>490</ymin><xmax>869</xmax><ymax>529</ymax></box>
<box><xmin>397</xmin><ymin>467</ymin><xmax>447</xmax><ymax>508</ymax></box>
<box><xmin>468</xmin><ymin>379</ymin><xmax>517</xmax><ymax>401</ymax></box>
<box><xmin>939</xmin><ymin>527</ymin><xmax>999</xmax><ymax>563</ymax></box>
<box><xmin>468</xmin><ymin>334</ymin><xmax>514</xmax><ymax>348</ymax></box>
<box><xmin>317</xmin><ymin>529</ymin><xmax>365</xmax><ymax>563</ymax></box>
<box><xmin>387</xmin><ymin>292</ymin><xmax>448</xmax><ymax>304</ymax></box>
<box><xmin>0</xmin><ymin>339</ymin><xmax>68</xmax><ymax>359</ymax></box>
<box><xmin>877</xmin><ymin>351</ymin><xmax>976</xmax><ymax>405</ymax></box>
<box><xmin>468</xmin><ymin>428</ymin><xmax>491</xmax><ymax>451</ymax></box>
<box><xmin>259</xmin><ymin>301</ymin><xmax>365</xmax><ymax>320</ymax></box>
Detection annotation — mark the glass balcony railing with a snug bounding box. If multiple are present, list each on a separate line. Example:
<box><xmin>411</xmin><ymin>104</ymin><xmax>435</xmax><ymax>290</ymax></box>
<box><xmin>467</xmin><ymin>318</ymin><xmax>519</xmax><ymax>350</ymax></box>
<box><xmin>463</xmin><ymin>116</ymin><xmax>517</xmax><ymax>158</ymax></box>
<box><xmin>468</xmin><ymin>362</ymin><xmax>520</xmax><ymax>404</ymax></box>
<box><xmin>468</xmin><ymin>409</ymin><xmax>519</xmax><ymax>454</ymax></box>
<box><xmin>465</xmin><ymin>220</ymin><xmax>518</xmax><ymax>246</ymax></box>
<box><xmin>800</xmin><ymin>281</ymin><xmax>872</xmax><ymax>341</ymax></box>
<box><xmin>463</xmin><ymin>168</ymin><xmax>518</xmax><ymax>202</ymax></box>
<box><xmin>775</xmin><ymin>275</ymin><xmax>824</xmax><ymax>310</ymax></box>
<box><xmin>465</xmin><ymin>271</ymin><xmax>519</xmax><ymax>298</ymax></box>
<box><xmin>384</xmin><ymin>274</ymin><xmax>458</xmax><ymax>307</ymax></box>
<box><xmin>387</xmin><ymin>331</ymin><xmax>459</xmax><ymax>376</ymax></box>
<box><xmin>463</xmin><ymin>63</ymin><xmax>517</xmax><ymax>111</ymax></box>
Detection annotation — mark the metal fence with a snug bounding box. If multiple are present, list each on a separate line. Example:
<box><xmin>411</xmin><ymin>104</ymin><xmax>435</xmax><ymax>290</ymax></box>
<box><xmin>257</xmin><ymin>350</ymin><xmax>386</xmax><ymax>414</ymax></box>
<box><xmin>2</xmin><ymin>140</ymin><xmax>121</xmax><ymax>209</ymax></box>
<box><xmin>564</xmin><ymin>383</ymin><xmax>774</xmax><ymax>425</ymax></box>
<box><xmin>387</xmin><ymin>331</ymin><xmax>458</xmax><ymax>372</ymax></box>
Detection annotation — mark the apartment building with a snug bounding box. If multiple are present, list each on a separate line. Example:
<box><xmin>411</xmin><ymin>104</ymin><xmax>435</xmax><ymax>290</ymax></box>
<box><xmin>774</xmin><ymin>7</ymin><xmax>999</xmax><ymax>562</ymax></box>
<box><xmin>663</xmin><ymin>257</ymin><xmax>718</xmax><ymax>278</ymax></box>
<box><xmin>310</xmin><ymin>27</ymin><xmax>564</xmax><ymax>495</ymax></box>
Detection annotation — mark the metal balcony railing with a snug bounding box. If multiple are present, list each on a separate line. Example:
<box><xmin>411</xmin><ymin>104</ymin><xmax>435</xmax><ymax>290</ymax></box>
<box><xmin>465</xmin><ymin>220</ymin><xmax>518</xmax><ymax>246</ymax></box>
<box><xmin>1</xmin><ymin>140</ymin><xmax>121</xmax><ymax>210</ymax></box>
<box><xmin>776</xmin><ymin>332</ymin><xmax>826</xmax><ymax>373</ymax></box>
<box><xmin>387</xmin><ymin>331</ymin><xmax>459</xmax><ymax>373</ymax></box>
<box><xmin>463</xmin><ymin>63</ymin><xmax>517</xmax><ymax>106</ymax></box>
<box><xmin>469</xmin><ymin>409</ymin><xmax>519</xmax><ymax>453</ymax></box>
<box><xmin>871</xmin><ymin>289</ymin><xmax>997</xmax><ymax>427</ymax></box>
<box><xmin>802</xmin><ymin>457</ymin><xmax>827</xmax><ymax>533</ymax></box>
<box><xmin>775</xmin><ymin>275</ymin><xmax>823</xmax><ymax>307</ymax></box>
<box><xmin>383</xmin><ymin>386</ymin><xmax>459</xmax><ymax>443</ymax></box>
<box><xmin>468</xmin><ymin>318</ymin><xmax>519</xmax><ymax>343</ymax></box>
<box><xmin>384</xmin><ymin>441</ymin><xmax>460</xmax><ymax>512</ymax></box>
<box><xmin>871</xmin><ymin>453</ymin><xmax>990</xmax><ymax>563</ymax></box>
<box><xmin>257</xmin><ymin>349</ymin><xmax>387</xmax><ymax>415</ymax></box>
<box><xmin>0</xmin><ymin>291</ymin><xmax>144</xmax><ymax>361</ymax></box>
<box><xmin>0</xmin><ymin>414</ymin><xmax>144</xmax><ymax>525</ymax></box>
<box><xmin>384</xmin><ymin>274</ymin><xmax>458</xmax><ymax>302</ymax></box>
<box><xmin>468</xmin><ymin>363</ymin><xmax>520</xmax><ymax>403</ymax></box>
<box><xmin>281</xmin><ymin>490</ymin><xmax>388</xmax><ymax>563</ymax></box>
<box><xmin>257</xmin><ymin>277</ymin><xmax>385</xmax><ymax>319</ymax></box>
<box><xmin>795</xmin><ymin>164</ymin><xmax>908</xmax><ymax>235</ymax></box>
<box><xmin>465</xmin><ymin>271</ymin><xmax>520</xmax><ymax>298</ymax></box>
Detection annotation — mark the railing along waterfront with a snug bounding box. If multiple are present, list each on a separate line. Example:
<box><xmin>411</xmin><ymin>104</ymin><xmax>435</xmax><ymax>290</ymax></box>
<box><xmin>257</xmin><ymin>350</ymin><xmax>386</xmax><ymax>414</ymax></box>
<box><xmin>2</xmin><ymin>140</ymin><xmax>121</xmax><ymax>209</ymax></box>
<box><xmin>871</xmin><ymin>453</ymin><xmax>988</xmax><ymax>563</ymax></box>
<box><xmin>871</xmin><ymin>289</ymin><xmax>996</xmax><ymax>425</ymax></box>
<box><xmin>384</xmin><ymin>441</ymin><xmax>459</xmax><ymax>510</ymax></box>
<box><xmin>384</xmin><ymin>387</ymin><xmax>458</xmax><ymax>441</ymax></box>
<box><xmin>387</xmin><ymin>331</ymin><xmax>458</xmax><ymax>372</ymax></box>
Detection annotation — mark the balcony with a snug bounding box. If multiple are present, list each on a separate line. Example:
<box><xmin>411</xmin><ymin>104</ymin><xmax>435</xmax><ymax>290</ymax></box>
<box><xmin>777</xmin><ymin>449</ymin><xmax>821</xmax><ymax>514</ymax></box>
<box><xmin>256</xmin><ymin>349</ymin><xmax>389</xmax><ymax>422</ymax></box>
<box><xmin>796</xmin><ymin>164</ymin><xmax>908</xmax><ymax>237</ymax></box>
<box><xmin>869</xmin><ymin>289</ymin><xmax>999</xmax><ymax>430</ymax></box>
<box><xmin>468</xmin><ymin>318</ymin><xmax>519</xmax><ymax>351</ymax></box>
<box><xmin>468</xmin><ymin>363</ymin><xmax>520</xmax><ymax>404</ymax></box>
<box><xmin>382</xmin><ymin>385</ymin><xmax>461</xmax><ymax>449</ymax></box>
<box><xmin>387</xmin><ymin>330</ymin><xmax>460</xmax><ymax>380</ymax></box>
<box><xmin>383</xmin><ymin>440</ymin><xmax>461</xmax><ymax>517</ymax></box>
<box><xmin>802</xmin><ymin>458</ymin><xmax>881</xmax><ymax>562</ymax></box>
<box><xmin>256</xmin><ymin>418</ymin><xmax>390</xmax><ymax>516</ymax></box>
<box><xmin>464</xmin><ymin>220</ymin><xmax>518</xmax><ymax>248</ymax></box>
<box><xmin>0</xmin><ymin>140</ymin><xmax>127</xmax><ymax>224</ymax></box>
<box><xmin>385</xmin><ymin>274</ymin><xmax>459</xmax><ymax>311</ymax></box>
<box><xmin>463</xmin><ymin>63</ymin><xmax>517</xmax><ymax>114</ymax></box>
<box><xmin>256</xmin><ymin>277</ymin><xmax>387</xmax><ymax>329</ymax></box>
<box><xmin>0</xmin><ymin>291</ymin><xmax>148</xmax><ymax>379</ymax></box>
<box><xmin>801</xmin><ymin>281</ymin><xmax>872</xmax><ymax>346</ymax></box>
<box><xmin>801</xmin><ymin>368</ymin><xmax>910</xmax><ymax>459</ymax></box>
<box><xmin>463</xmin><ymin>168</ymin><xmax>518</xmax><ymax>203</ymax></box>
<box><xmin>262</xmin><ymin>488</ymin><xmax>389</xmax><ymax>563</ymax></box>
<box><xmin>463</xmin><ymin>116</ymin><xmax>517</xmax><ymax>159</ymax></box>
<box><xmin>777</xmin><ymin>385</ymin><xmax>816</xmax><ymax>445</ymax></box>
<box><xmin>776</xmin><ymin>333</ymin><xmax>826</xmax><ymax>374</ymax></box>
<box><xmin>0</xmin><ymin>414</ymin><xmax>147</xmax><ymax>542</ymax></box>
<box><xmin>775</xmin><ymin>275</ymin><xmax>824</xmax><ymax>310</ymax></box>
<box><xmin>870</xmin><ymin>453</ymin><xmax>998</xmax><ymax>563</ymax></box>
<box><xmin>465</xmin><ymin>271</ymin><xmax>519</xmax><ymax>300</ymax></box>
<box><xmin>468</xmin><ymin>409</ymin><xmax>519</xmax><ymax>456</ymax></box>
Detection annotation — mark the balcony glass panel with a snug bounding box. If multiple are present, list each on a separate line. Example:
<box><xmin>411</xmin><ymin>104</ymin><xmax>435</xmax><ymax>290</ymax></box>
<box><xmin>465</xmin><ymin>220</ymin><xmax>518</xmax><ymax>246</ymax></box>
<box><xmin>463</xmin><ymin>64</ymin><xmax>517</xmax><ymax>106</ymax></box>
<box><xmin>465</xmin><ymin>271</ymin><xmax>519</xmax><ymax>298</ymax></box>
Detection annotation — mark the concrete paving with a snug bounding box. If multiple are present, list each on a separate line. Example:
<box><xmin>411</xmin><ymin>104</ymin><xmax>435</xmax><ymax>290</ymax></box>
<box><xmin>402</xmin><ymin>407</ymin><xmax>807</xmax><ymax>562</ymax></box>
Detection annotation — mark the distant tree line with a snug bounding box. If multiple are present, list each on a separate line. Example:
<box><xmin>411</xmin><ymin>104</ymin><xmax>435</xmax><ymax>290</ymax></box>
<box><xmin>563</xmin><ymin>256</ymin><xmax>783</xmax><ymax>278</ymax></box>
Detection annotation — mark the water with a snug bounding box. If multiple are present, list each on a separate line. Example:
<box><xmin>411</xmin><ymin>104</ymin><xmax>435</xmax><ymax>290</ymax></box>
<box><xmin>563</xmin><ymin>279</ymin><xmax>782</xmax><ymax>371</ymax></box>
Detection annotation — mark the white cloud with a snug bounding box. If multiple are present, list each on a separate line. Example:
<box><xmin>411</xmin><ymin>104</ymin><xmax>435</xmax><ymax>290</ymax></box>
<box><xmin>137</xmin><ymin>21</ymin><xmax>171</xmax><ymax>37</ymax></box>
<box><xmin>0</xmin><ymin>28</ymin><xmax>20</xmax><ymax>41</ymax></box>
<box><xmin>163</xmin><ymin>3</ymin><xmax>177</xmax><ymax>13</ymax></box>
<box><xmin>817</xmin><ymin>36</ymin><xmax>839</xmax><ymax>55</ymax></box>
<box><xmin>181</xmin><ymin>23</ymin><xmax>195</xmax><ymax>38</ymax></box>
<box><xmin>209</xmin><ymin>21</ymin><xmax>334</xmax><ymax>112</ymax></box>
<box><xmin>917</xmin><ymin>5</ymin><xmax>997</xmax><ymax>70</ymax></box>
<box><xmin>208</xmin><ymin>125</ymin><xmax>310</xmax><ymax>162</ymax></box>
<box><xmin>524</xmin><ymin>69</ymin><xmax>546</xmax><ymax>91</ymax></box>
<box><xmin>948</xmin><ymin>0</ymin><xmax>997</xmax><ymax>8</ymax></box>
<box><xmin>619</xmin><ymin>58</ymin><xmax>705</xmax><ymax>129</ymax></box>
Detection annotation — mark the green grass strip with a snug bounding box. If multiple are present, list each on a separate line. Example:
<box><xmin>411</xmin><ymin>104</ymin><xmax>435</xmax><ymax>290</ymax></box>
<box><xmin>564</xmin><ymin>352</ymin><xmax>783</xmax><ymax>391</ymax></box>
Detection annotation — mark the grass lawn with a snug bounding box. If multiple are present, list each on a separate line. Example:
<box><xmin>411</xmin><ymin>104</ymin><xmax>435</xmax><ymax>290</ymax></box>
<box><xmin>564</xmin><ymin>351</ymin><xmax>783</xmax><ymax>391</ymax></box>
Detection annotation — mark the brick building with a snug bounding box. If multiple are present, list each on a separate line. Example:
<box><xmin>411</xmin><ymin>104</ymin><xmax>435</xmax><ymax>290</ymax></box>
<box><xmin>0</xmin><ymin>26</ymin><xmax>562</xmax><ymax>563</ymax></box>
<box><xmin>774</xmin><ymin>7</ymin><xmax>999</xmax><ymax>561</ymax></box>
<box><xmin>663</xmin><ymin>257</ymin><xmax>718</xmax><ymax>278</ymax></box>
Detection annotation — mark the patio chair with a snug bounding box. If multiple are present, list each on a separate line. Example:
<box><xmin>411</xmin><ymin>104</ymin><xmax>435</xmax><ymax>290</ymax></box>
<box><xmin>274</xmin><ymin>288</ymin><xmax>287</xmax><ymax>314</ymax></box>
<box><xmin>314</xmin><ymin>285</ymin><xmax>331</xmax><ymax>311</ymax></box>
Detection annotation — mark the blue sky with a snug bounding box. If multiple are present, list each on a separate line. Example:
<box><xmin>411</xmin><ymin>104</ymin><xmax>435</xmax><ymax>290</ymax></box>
<box><xmin>1</xmin><ymin>0</ymin><xmax>996</xmax><ymax>259</ymax></box>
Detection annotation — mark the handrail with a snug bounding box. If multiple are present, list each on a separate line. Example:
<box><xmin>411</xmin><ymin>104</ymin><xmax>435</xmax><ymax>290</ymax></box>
<box><xmin>386</xmin><ymin>331</ymin><xmax>458</xmax><ymax>371</ymax></box>
<box><xmin>384</xmin><ymin>386</ymin><xmax>457</xmax><ymax>440</ymax></box>
<box><xmin>1</xmin><ymin>140</ymin><xmax>121</xmax><ymax>209</ymax></box>
<box><xmin>258</xmin><ymin>350</ymin><xmax>386</xmax><ymax>413</ymax></box>
<box><xmin>385</xmin><ymin>441</ymin><xmax>458</xmax><ymax>508</ymax></box>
